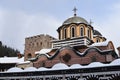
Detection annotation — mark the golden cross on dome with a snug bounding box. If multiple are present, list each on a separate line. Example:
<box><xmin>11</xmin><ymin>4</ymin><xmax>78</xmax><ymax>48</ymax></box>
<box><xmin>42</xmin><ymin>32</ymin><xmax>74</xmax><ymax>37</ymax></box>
<box><xmin>73</xmin><ymin>7</ymin><xmax>77</xmax><ymax>16</ymax></box>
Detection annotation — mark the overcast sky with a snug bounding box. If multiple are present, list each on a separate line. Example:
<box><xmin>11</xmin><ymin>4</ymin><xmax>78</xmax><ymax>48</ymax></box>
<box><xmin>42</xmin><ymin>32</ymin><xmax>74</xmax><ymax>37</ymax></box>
<box><xmin>0</xmin><ymin>0</ymin><xmax>120</xmax><ymax>53</ymax></box>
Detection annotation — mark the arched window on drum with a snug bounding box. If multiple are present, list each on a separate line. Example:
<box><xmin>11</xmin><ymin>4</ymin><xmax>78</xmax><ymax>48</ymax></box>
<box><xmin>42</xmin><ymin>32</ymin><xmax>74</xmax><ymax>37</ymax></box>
<box><xmin>71</xmin><ymin>26</ymin><xmax>75</xmax><ymax>38</ymax></box>
<box><xmin>80</xmin><ymin>26</ymin><xmax>84</xmax><ymax>37</ymax></box>
<box><xmin>87</xmin><ymin>28</ymin><xmax>91</xmax><ymax>39</ymax></box>
<box><xmin>64</xmin><ymin>28</ymin><xmax>67</xmax><ymax>39</ymax></box>
<box><xmin>96</xmin><ymin>38</ymin><xmax>100</xmax><ymax>43</ymax></box>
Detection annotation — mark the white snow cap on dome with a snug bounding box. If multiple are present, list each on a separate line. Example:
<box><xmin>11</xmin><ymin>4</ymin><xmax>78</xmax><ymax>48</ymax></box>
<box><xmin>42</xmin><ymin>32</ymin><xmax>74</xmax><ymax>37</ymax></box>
<box><xmin>87</xmin><ymin>62</ymin><xmax>104</xmax><ymax>68</ymax></box>
<box><xmin>110</xmin><ymin>58</ymin><xmax>120</xmax><ymax>65</ymax></box>
<box><xmin>5</xmin><ymin>58</ymin><xmax>120</xmax><ymax>72</ymax></box>
<box><xmin>35</xmin><ymin>48</ymin><xmax>52</xmax><ymax>54</ymax></box>
<box><xmin>24</xmin><ymin>67</ymin><xmax>37</xmax><ymax>71</ymax></box>
<box><xmin>52</xmin><ymin>63</ymin><xmax>69</xmax><ymax>70</ymax></box>
<box><xmin>7</xmin><ymin>67</ymin><xmax>23</xmax><ymax>72</ymax></box>
<box><xmin>70</xmin><ymin>64</ymin><xmax>83</xmax><ymax>69</ymax></box>
<box><xmin>90</xmin><ymin>41</ymin><xmax>108</xmax><ymax>47</ymax></box>
<box><xmin>37</xmin><ymin>67</ymin><xmax>49</xmax><ymax>71</ymax></box>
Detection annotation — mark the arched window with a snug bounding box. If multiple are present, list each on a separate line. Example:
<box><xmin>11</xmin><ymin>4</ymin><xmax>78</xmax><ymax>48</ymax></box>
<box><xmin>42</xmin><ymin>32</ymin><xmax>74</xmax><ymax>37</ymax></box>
<box><xmin>40</xmin><ymin>42</ymin><xmax>42</xmax><ymax>46</ymax></box>
<box><xmin>64</xmin><ymin>28</ymin><xmax>67</xmax><ymax>39</ymax></box>
<box><xmin>71</xmin><ymin>26</ymin><xmax>75</xmax><ymax>38</ymax></box>
<box><xmin>59</xmin><ymin>30</ymin><xmax>61</xmax><ymax>39</ymax></box>
<box><xmin>27</xmin><ymin>53</ymin><xmax>32</xmax><ymax>59</ymax></box>
<box><xmin>96</xmin><ymin>38</ymin><xmax>100</xmax><ymax>43</ymax></box>
<box><xmin>80</xmin><ymin>27</ymin><xmax>84</xmax><ymax>36</ymax></box>
<box><xmin>36</xmin><ymin>42</ymin><xmax>39</xmax><ymax>46</ymax></box>
<box><xmin>87</xmin><ymin>29</ymin><xmax>91</xmax><ymax>39</ymax></box>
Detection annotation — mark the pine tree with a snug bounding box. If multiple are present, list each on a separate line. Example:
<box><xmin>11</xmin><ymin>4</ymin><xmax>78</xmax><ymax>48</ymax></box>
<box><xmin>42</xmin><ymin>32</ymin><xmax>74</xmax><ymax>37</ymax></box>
<box><xmin>0</xmin><ymin>41</ymin><xmax>20</xmax><ymax>57</ymax></box>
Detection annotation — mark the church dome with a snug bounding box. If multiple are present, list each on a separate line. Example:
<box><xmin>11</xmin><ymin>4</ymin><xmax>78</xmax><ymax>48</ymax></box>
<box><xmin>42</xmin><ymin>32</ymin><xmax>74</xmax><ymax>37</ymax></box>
<box><xmin>63</xmin><ymin>16</ymin><xmax>89</xmax><ymax>25</ymax></box>
<box><xmin>93</xmin><ymin>30</ymin><xmax>102</xmax><ymax>36</ymax></box>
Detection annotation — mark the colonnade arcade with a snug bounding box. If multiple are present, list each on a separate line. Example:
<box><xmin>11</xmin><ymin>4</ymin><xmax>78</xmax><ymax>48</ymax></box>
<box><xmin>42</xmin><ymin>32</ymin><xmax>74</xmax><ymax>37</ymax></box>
<box><xmin>2</xmin><ymin>73</ymin><xmax>120</xmax><ymax>80</ymax></box>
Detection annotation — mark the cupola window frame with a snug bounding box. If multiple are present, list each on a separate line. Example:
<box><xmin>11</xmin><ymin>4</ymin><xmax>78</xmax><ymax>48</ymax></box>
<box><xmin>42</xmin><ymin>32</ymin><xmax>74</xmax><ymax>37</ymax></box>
<box><xmin>64</xmin><ymin>28</ymin><xmax>67</xmax><ymax>39</ymax></box>
<box><xmin>80</xmin><ymin>26</ymin><xmax>84</xmax><ymax>37</ymax></box>
<box><xmin>87</xmin><ymin>28</ymin><xmax>91</xmax><ymax>39</ymax></box>
<box><xmin>71</xmin><ymin>26</ymin><xmax>76</xmax><ymax>38</ymax></box>
<box><xmin>96</xmin><ymin>37</ymin><xmax>100</xmax><ymax>43</ymax></box>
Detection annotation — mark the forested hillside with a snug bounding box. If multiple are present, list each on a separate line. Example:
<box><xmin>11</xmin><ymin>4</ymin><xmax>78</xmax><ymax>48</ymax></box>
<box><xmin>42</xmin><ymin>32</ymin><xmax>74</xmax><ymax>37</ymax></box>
<box><xmin>0</xmin><ymin>41</ymin><xmax>20</xmax><ymax>57</ymax></box>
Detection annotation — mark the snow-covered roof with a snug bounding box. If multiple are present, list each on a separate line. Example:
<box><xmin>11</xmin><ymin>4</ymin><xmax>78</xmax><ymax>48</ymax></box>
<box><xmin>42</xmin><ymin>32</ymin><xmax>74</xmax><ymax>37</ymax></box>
<box><xmin>37</xmin><ymin>67</ymin><xmax>49</xmax><ymax>71</ymax></box>
<box><xmin>86</xmin><ymin>62</ymin><xmax>104</xmax><ymax>68</ymax></box>
<box><xmin>110</xmin><ymin>58</ymin><xmax>120</xmax><ymax>65</ymax></box>
<box><xmin>7</xmin><ymin>67</ymin><xmax>23</xmax><ymax>72</ymax></box>
<box><xmin>24</xmin><ymin>67</ymin><xmax>37</xmax><ymax>71</ymax></box>
<box><xmin>51</xmin><ymin>63</ymin><xmax>68</xmax><ymax>70</ymax></box>
<box><xmin>69</xmin><ymin>62</ymin><xmax>105</xmax><ymax>69</ymax></box>
<box><xmin>69</xmin><ymin>64</ymin><xmax>82</xmax><ymax>69</ymax></box>
<box><xmin>0</xmin><ymin>57</ymin><xmax>23</xmax><ymax>63</ymax></box>
<box><xmin>17</xmin><ymin>61</ymin><xmax>30</xmax><ymax>64</ymax></box>
<box><xmin>35</xmin><ymin>48</ymin><xmax>52</xmax><ymax>54</ymax></box>
<box><xmin>114</xmin><ymin>45</ymin><xmax>119</xmax><ymax>57</ymax></box>
<box><xmin>0</xmin><ymin>57</ymin><xmax>30</xmax><ymax>64</ymax></box>
<box><xmin>4</xmin><ymin>58</ymin><xmax>120</xmax><ymax>72</ymax></box>
<box><xmin>90</xmin><ymin>41</ymin><xmax>108</xmax><ymax>47</ymax></box>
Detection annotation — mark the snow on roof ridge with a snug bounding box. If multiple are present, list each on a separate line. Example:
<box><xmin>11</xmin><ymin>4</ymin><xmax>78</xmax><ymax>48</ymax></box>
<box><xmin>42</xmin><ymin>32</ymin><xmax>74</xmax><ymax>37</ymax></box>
<box><xmin>110</xmin><ymin>58</ymin><xmax>120</xmax><ymax>65</ymax></box>
<box><xmin>87</xmin><ymin>62</ymin><xmax>104</xmax><ymax>68</ymax></box>
<box><xmin>7</xmin><ymin>67</ymin><xmax>23</xmax><ymax>72</ymax></box>
<box><xmin>37</xmin><ymin>67</ymin><xmax>49</xmax><ymax>71</ymax></box>
<box><xmin>35</xmin><ymin>48</ymin><xmax>52</xmax><ymax>54</ymax></box>
<box><xmin>24</xmin><ymin>67</ymin><xmax>37</xmax><ymax>72</ymax></box>
<box><xmin>3</xmin><ymin>58</ymin><xmax>120</xmax><ymax>72</ymax></box>
<box><xmin>51</xmin><ymin>63</ymin><xmax>69</xmax><ymax>70</ymax></box>
<box><xmin>17</xmin><ymin>61</ymin><xmax>30</xmax><ymax>64</ymax></box>
<box><xmin>90</xmin><ymin>41</ymin><xmax>109</xmax><ymax>47</ymax></box>
<box><xmin>112</xmin><ymin>42</ymin><xmax>120</xmax><ymax>57</ymax></box>
<box><xmin>70</xmin><ymin>64</ymin><xmax>83</xmax><ymax>69</ymax></box>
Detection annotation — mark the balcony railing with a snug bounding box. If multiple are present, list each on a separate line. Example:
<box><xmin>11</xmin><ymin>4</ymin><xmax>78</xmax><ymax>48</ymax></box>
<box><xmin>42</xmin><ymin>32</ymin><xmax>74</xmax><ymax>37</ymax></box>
<box><xmin>52</xmin><ymin>37</ymin><xmax>92</xmax><ymax>49</ymax></box>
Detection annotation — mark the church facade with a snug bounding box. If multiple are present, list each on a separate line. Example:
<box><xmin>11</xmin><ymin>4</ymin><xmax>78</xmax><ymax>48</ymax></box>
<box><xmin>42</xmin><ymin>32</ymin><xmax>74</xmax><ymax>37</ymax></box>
<box><xmin>30</xmin><ymin>8</ymin><xmax>118</xmax><ymax>68</ymax></box>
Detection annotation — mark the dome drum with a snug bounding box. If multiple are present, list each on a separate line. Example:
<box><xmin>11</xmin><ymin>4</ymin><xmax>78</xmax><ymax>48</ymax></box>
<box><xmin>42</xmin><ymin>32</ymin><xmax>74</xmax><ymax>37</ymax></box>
<box><xmin>56</xmin><ymin>12</ymin><xmax>106</xmax><ymax>48</ymax></box>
